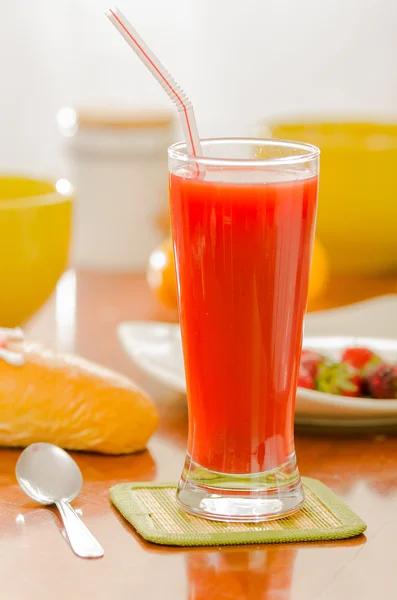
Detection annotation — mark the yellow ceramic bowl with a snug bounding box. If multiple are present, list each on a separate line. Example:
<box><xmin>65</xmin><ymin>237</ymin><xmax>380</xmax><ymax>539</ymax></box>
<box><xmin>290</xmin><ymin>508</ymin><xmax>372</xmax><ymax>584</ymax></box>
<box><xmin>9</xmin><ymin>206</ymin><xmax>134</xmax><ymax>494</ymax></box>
<box><xmin>266</xmin><ymin>122</ymin><xmax>397</xmax><ymax>274</ymax></box>
<box><xmin>0</xmin><ymin>176</ymin><xmax>73</xmax><ymax>326</ymax></box>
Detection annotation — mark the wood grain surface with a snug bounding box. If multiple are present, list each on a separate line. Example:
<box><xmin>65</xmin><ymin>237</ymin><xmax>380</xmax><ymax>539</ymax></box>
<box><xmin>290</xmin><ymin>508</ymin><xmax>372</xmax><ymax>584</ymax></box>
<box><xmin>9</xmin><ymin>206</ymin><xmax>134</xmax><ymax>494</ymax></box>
<box><xmin>1</xmin><ymin>269</ymin><xmax>396</xmax><ymax>600</ymax></box>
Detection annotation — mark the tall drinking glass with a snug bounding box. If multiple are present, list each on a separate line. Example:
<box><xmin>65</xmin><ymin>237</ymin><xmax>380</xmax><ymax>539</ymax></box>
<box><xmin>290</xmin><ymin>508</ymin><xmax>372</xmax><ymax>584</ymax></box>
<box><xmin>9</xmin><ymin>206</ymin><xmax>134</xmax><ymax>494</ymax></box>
<box><xmin>169</xmin><ymin>138</ymin><xmax>320</xmax><ymax>521</ymax></box>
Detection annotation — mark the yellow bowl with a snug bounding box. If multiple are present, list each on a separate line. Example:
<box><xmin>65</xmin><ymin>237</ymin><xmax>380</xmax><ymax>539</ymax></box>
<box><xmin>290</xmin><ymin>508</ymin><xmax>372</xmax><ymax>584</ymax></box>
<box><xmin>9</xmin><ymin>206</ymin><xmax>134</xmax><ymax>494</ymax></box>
<box><xmin>0</xmin><ymin>176</ymin><xmax>73</xmax><ymax>326</ymax></box>
<box><xmin>266</xmin><ymin>122</ymin><xmax>397</xmax><ymax>275</ymax></box>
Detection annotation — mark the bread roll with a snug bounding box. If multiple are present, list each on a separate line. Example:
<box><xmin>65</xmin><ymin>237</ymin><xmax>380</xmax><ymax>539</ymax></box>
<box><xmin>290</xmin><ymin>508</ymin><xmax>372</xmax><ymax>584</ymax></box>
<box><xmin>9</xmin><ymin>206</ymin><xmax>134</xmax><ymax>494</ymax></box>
<box><xmin>0</xmin><ymin>341</ymin><xmax>159</xmax><ymax>454</ymax></box>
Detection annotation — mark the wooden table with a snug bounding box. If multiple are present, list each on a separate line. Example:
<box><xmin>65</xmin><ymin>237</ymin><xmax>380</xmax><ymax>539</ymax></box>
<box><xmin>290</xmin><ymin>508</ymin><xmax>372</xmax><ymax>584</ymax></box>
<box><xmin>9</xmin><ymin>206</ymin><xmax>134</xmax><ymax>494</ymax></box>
<box><xmin>1</xmin><ymin>270</ymin><xmax>397</xmax><ymax>600</ymax></box>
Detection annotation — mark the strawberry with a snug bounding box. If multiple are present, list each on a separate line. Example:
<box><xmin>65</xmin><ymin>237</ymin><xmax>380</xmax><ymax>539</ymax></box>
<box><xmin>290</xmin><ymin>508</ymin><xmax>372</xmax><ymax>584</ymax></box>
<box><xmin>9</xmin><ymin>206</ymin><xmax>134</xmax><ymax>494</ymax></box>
<box><xmin>341</xmin><ymin>347</ymin><xmax>381</xmax><ymax>371</ymax></box>
<box><xmin>301</xmin><ymin>350</ymin><xmax>325</xmax><ymax>378</ymax></box>
<box><xmin>316</xmin><ymin>362</ymin><xmax>363</xmax><ymax>397</ymax></box>
<box><xmin>0</xmin><ymin>335</ymin><xmax>7</xmax><ymax>348</ymax></box>
<box><xmin>366</xmin><ymin>363</ymin><xmax>397</xmax><ymax>399</ymax></box>
<box><xmin>298</xmin><ymin>365</ymin><xmax>315</xmax><ymax>389</ymax></box>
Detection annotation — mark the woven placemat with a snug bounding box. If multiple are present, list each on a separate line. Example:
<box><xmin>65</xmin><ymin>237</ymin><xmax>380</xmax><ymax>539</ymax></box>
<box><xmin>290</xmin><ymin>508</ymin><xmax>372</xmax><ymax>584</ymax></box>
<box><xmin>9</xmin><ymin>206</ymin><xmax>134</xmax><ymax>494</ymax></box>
<box><xmin>110</xmin><ymin>477</ymin><xmax>366</xmax><ymax>547</ymax></box>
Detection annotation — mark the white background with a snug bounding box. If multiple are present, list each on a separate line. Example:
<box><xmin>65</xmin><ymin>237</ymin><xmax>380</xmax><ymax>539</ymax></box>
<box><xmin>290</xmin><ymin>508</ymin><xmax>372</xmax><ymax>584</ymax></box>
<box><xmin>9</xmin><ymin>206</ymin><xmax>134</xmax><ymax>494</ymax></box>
<box><xmin>0</xmin><ymin>0</ymin><xmax>396</xmax><ymax>178</ymax></box>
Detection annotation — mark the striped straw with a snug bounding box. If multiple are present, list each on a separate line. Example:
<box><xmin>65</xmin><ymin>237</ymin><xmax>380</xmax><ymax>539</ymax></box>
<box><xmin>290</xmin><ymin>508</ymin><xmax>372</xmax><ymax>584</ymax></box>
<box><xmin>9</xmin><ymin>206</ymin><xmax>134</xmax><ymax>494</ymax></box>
<box><xmin>106</xmin><ymin>7</ymin><xmax>202</xmax><ymax>158</ymax></box>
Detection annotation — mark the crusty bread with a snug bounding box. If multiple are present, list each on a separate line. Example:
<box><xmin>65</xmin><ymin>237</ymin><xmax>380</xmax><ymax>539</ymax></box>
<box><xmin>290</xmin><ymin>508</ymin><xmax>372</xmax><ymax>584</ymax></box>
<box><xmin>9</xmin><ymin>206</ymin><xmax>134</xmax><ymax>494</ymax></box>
<box><xmin>0</xmin><ymin>341</ymin><xmax>159</xmax><ymax>454</ymax></box>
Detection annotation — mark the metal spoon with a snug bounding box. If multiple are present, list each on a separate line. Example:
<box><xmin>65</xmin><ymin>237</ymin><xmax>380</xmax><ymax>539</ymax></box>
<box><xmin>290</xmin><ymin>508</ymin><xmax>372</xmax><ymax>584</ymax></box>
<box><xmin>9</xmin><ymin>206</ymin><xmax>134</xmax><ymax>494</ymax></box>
<box><xmin>16</xmin><ymin>443</ymin><xmax>104</xmax><ymax>558</ymax></box>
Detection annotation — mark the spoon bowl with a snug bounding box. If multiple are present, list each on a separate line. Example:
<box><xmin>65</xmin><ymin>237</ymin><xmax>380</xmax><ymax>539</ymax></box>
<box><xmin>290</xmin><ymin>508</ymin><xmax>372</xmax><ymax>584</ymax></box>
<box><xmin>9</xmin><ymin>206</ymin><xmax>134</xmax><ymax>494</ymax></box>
<box><xmin>16</xmin><ymin>442</ymin><xmax>83</xmax><ymax>505</ymax></box>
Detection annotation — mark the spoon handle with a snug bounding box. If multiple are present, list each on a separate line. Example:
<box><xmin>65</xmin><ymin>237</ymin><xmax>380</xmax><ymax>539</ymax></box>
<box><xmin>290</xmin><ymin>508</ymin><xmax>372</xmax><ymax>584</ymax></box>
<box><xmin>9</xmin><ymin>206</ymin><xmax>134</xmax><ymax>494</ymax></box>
<box><xmin>56</xmin><ymin>500</ymin><xmax>104</xmax><ymax>558</ymax></box>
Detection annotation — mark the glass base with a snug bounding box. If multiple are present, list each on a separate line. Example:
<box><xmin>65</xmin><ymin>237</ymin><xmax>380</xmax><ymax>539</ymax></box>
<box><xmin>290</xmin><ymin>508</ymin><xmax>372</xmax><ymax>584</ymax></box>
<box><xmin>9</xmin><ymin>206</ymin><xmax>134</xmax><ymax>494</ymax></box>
<box><xmin>176</xmin><ymin>453</ymin><xmax>304</xmax><ymax>522</ymax></box>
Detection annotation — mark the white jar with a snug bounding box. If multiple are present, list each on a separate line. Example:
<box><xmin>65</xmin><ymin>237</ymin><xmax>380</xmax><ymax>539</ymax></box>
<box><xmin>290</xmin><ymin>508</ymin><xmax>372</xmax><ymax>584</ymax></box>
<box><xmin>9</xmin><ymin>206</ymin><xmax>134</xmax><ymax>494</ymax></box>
<box><xmin>57</xmin><ymin>107</ymin><xmax>174</xmax><ymax>271</ymax></box>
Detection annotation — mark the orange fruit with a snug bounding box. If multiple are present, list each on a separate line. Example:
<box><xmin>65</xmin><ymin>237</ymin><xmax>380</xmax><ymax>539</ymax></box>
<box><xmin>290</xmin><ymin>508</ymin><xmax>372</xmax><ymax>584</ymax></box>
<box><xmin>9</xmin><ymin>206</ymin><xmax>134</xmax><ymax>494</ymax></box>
<box><xmin>148</xmin><ymin>236</ymin><xmax>330</xmax><ymax>309</ymax></box>
<box><xmin>147</xmin><ymin>237</ymin><xmax>178</xmax><ymax>310</ymax></box>
<box><xmin>308</xmin><ymin>238</ymin><xmax>330</xmax><ymax>302</ymax></box>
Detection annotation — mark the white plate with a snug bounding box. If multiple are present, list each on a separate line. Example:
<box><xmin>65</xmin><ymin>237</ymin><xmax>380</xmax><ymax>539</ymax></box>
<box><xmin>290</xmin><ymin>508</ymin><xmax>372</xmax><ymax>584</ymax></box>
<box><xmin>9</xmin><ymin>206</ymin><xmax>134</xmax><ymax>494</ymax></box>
<box><xmin>118</xmin><ymin>295</ymin><xmax>397</xmax><ymax>426</ymax></box>
<box><xmin>119</xmin><ymin>321</ymin><xmax>186</xmax><ymax>395</ymax></box>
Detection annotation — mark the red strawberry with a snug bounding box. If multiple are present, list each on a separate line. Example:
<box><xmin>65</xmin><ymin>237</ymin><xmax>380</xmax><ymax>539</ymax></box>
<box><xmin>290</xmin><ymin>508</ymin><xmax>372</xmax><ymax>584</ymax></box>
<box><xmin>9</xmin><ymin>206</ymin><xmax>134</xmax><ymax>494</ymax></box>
<box><xmin>301</xmin><ymin>350</ymin><xmax>325</xmax><ymax>378</ymax></box>
<box><xmin>298</xmin><ymin>365</ymin><xmax>315</xmax><ymax>389</ymax></box>
<box><xmin>0</xmin><ymin>335</ymin><xmax>6</xmax><ymax>348</ymax></box>
<box><xmin>366</xmin><ymin>363</ymin><xmax>397</xmax><ymax>399</ymax></box>
<box><xmin>341</xmin><ymin>347</ymin><xmax>381</xmax><ymax>371</ymax></box>
<box><xmin>316</xmin><ymin>362</ymin><xmax>363</xmax><ymax>397</ymax></box>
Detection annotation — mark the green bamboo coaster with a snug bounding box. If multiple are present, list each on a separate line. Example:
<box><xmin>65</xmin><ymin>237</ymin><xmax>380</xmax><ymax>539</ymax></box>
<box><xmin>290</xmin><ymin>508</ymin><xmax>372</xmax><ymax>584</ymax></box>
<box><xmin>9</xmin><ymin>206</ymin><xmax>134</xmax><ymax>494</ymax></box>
<box><xmin>110</xmin><ymin>477</ymin><xmax>366</xmax><ymax>547</ymax></box>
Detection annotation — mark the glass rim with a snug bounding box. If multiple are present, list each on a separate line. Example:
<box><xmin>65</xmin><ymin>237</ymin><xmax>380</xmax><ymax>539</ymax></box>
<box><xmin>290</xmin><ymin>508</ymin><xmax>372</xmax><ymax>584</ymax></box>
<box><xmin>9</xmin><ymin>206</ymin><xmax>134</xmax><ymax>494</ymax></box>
<box><xmin>0</xmin><ymin>177</ymin><xmax>73</xmax><ymax>210</ymax></box>
<box><xmin>168</xmin><ymin>137</ymin><xmax>320</xmax><ymax>167</ymax></box>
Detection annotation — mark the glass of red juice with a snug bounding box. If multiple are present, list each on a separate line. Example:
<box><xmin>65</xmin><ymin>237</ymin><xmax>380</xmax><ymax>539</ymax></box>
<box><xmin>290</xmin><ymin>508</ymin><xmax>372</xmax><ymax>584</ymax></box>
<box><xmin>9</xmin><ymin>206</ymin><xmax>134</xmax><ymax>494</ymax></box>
<box><xmin>169</xmin><ymin>138</ymin><xmax>319</xmax><ymax>521</ymax></box>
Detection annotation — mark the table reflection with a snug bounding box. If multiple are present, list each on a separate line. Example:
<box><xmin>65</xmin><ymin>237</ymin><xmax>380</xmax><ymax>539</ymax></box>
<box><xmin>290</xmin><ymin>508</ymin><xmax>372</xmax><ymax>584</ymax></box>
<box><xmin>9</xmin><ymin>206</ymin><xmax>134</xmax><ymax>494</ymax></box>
<box><xmin>186</xmin><ymin>546</ymin><xmax>297</xmax><ymax>600</ymax></box>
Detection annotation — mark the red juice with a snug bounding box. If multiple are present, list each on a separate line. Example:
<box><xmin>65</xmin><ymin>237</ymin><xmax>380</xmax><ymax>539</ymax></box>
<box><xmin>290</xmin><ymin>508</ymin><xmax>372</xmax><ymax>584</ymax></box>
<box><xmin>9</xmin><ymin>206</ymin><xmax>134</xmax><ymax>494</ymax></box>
<box><xmin>170</xmin><ymin>169</ymin><xmax>318</xmax><ymax>475</ymax></box>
